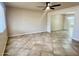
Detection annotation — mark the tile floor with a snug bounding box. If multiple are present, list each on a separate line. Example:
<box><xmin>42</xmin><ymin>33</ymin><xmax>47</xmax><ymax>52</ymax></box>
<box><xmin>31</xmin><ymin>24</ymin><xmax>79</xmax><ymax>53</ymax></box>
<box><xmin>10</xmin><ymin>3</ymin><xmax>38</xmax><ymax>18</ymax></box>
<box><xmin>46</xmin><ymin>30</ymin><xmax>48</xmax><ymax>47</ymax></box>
<box><xmin>4</xmin><ymin>31</ymin><xmax>79</xmax><ymax>56</ymax></box>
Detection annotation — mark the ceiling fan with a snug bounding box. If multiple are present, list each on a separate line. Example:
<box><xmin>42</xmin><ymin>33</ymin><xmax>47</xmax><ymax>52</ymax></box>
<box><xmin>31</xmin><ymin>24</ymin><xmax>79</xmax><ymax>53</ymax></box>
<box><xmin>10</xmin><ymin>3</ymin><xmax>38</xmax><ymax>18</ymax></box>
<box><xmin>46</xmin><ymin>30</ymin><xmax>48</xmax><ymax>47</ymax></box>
<box><xmin>38</xmin><ymin>2</ymin><xmax>61</xmax><ymax>10</ymax></box>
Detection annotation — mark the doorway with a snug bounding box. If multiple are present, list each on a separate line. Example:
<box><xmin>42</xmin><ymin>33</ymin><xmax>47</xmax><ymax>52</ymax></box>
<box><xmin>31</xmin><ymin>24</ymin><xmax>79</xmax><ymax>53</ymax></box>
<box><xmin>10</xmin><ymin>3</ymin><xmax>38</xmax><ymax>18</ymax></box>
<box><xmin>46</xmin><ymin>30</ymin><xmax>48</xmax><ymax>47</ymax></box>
<box><xmin>63</xmin><ymin>14</ymin><xmax>75</xmax><ymax>38</ymax></box>
<box><xmin>51</xmin><ymin>14</ymin><xmax>75</xmax><ymax>39</ymax></box>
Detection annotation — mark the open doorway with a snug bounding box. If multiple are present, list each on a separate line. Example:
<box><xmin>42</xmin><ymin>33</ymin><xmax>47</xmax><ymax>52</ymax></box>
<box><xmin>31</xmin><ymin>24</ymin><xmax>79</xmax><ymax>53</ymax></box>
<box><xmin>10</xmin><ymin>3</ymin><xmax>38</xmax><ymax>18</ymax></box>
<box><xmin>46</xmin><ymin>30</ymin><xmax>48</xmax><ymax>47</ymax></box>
<box><xmin>63</xmin><ymin>14</ymin><xmax>75</xmax><ymax>38</ymax></box>
<box><xmin>51</xmin><ymin>13</ymin><xmax>75</xmax><ymax>40</ymax></box>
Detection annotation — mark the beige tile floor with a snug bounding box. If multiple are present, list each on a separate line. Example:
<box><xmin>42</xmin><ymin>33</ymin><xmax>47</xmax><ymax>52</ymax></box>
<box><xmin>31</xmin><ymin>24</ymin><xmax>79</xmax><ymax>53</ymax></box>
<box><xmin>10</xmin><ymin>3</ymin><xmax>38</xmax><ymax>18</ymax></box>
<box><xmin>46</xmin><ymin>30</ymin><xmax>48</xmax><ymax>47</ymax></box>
<box><xmin>4</xmin><ymin>31</ymin><xmax>79</xmax><ymax>56</ymax></box>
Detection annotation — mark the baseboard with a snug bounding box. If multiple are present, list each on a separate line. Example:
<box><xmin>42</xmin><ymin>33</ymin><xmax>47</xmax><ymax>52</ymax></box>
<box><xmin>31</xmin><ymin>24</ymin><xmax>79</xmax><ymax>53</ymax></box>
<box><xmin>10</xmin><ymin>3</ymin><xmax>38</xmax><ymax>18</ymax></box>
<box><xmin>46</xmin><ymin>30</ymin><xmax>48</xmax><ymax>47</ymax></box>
<box><xmin>52</xmin><ymin>29</ymin><xmax>66</xmax><ymax>32</ymax></box>
<box><xmin>8</xmin><ymin>31</ymin><xmax>47</xmax><ymax>37</ymax></box>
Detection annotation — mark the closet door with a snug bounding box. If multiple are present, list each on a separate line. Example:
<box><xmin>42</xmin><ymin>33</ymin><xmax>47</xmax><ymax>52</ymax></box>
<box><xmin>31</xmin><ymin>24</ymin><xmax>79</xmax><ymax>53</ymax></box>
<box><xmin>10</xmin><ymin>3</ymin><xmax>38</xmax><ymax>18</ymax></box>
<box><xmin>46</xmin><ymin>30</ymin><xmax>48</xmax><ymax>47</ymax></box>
<box><xmin>51</xmin><ymin>14</ymin><xmax>64</xmax><ymax>31</ymax></box>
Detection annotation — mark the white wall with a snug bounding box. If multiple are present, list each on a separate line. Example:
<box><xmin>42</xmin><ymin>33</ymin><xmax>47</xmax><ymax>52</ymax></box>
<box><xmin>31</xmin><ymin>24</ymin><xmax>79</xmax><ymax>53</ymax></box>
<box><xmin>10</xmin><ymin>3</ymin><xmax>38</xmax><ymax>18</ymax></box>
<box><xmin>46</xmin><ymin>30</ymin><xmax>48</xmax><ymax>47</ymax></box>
<box><xmin>51</xmin><ymin>14</ymin><xmax>64</xmax><ymax>31</ymax></box>
<box><xmin>7</xmin><ymin>7</ymin><xmax>47</xmax><ymax>37</ymax></box>
<box><xmin>0</xmin><ymin>3</ymin><xmax>7</xmax><ymax>55</ymax></box>
<box><xmin>48</xmin><ymin>5</ymin><xmax>79</xmax><ymax>41</ymax></box>
<box><xmin>63</xmin><ymin>15</ymin><xmax>69</xmax><ymax>30</ymax></box>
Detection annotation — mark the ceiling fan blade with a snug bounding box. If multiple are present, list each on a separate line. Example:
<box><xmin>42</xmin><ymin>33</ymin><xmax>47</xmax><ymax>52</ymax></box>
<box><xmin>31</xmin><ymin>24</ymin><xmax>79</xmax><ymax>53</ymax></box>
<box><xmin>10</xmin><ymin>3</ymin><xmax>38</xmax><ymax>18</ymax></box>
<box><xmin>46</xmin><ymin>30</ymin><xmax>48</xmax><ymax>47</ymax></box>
<box><xmin>50</xmin><ymin>4</ymin><xmax>61</xmax><ymax>7</ymax></box>
<box><xmin>50</xmin><ymin>7</ymin><xmax>55</xmax><ymax>9</ymax></box>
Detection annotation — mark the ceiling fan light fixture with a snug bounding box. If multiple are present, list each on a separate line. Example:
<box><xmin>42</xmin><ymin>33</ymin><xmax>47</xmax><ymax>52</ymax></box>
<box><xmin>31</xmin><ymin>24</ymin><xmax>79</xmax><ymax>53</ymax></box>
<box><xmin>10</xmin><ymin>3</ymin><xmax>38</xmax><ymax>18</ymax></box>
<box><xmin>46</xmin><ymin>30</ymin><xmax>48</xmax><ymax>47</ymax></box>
<box><xmin>46</xmin><ymin>6</ymin><xmax>50</xmax><ymax>10</ymax></box>
<box><xmin>40</xmin><ymin>2</ymin><xmax>61</xmax><ymax>10</ymax></box>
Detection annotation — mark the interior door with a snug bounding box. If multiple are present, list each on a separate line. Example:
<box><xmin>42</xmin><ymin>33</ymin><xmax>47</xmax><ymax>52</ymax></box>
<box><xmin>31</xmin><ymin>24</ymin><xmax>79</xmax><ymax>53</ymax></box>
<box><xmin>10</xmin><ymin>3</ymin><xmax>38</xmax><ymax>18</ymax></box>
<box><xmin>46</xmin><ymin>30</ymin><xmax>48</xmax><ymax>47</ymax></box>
<box><xmin>51</xmin><ymin>14</ymin><xmax>64</xmax><ymax>31</ymax></box>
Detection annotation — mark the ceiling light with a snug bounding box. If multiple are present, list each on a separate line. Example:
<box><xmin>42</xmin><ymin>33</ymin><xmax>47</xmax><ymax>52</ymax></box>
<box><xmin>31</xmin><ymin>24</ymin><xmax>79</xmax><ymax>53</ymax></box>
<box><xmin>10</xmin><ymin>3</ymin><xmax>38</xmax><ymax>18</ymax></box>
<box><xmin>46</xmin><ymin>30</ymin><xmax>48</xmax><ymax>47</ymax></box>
<box><xmin>46</xmin><ymin>6</ymin><xmax>50</xmax><ymax>10</ymax></box>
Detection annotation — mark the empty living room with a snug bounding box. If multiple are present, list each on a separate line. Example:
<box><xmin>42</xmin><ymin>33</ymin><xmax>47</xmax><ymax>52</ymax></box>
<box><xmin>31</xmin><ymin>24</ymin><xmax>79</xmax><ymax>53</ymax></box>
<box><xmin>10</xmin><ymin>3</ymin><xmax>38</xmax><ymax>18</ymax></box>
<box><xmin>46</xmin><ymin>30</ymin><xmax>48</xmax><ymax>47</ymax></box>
<box><xmin>0</xmin><ymin>1</ymin><xmax>79</xmax><ymax>56</ymax></box>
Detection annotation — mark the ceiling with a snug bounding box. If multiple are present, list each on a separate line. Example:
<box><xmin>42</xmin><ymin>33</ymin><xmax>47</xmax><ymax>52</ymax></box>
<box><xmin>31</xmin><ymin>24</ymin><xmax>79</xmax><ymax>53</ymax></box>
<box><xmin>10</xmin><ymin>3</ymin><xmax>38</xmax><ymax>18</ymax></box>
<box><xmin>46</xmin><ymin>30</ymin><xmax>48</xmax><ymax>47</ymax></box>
<box><xmin>5</xmin><ymin>2</ymin><xmax>79</xmax><ymax>11</ymax></box>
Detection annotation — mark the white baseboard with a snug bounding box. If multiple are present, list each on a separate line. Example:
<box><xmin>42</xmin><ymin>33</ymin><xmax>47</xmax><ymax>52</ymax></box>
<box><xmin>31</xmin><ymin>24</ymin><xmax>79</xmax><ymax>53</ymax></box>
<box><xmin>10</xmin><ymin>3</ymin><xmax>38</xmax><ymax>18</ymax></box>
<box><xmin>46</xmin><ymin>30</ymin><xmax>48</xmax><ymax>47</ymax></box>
<box><xmin>9</xmin><ymin>31</ymin><xmax>47</xmax><ymax>37</ymax></box>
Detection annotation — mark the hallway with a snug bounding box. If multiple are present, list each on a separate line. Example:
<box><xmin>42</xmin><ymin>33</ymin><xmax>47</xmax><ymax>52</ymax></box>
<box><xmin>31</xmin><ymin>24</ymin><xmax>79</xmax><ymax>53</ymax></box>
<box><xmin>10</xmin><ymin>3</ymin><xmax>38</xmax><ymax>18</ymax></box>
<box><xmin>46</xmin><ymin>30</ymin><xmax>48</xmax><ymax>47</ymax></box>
<box><xmin>4</xmin><ymin>31</ymin><xmax>79</xmax><ymax>56</ymax></box>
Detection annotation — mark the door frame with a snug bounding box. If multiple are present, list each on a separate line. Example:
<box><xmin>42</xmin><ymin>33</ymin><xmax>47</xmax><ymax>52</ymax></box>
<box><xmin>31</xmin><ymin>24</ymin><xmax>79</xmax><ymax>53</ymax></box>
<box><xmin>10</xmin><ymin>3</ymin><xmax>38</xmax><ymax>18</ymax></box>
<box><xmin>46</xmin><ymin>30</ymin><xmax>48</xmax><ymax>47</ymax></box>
<box><xmin>47</xmin><ymin>11</ymin><xmax>75</xmax><ymax>33</ymax></box>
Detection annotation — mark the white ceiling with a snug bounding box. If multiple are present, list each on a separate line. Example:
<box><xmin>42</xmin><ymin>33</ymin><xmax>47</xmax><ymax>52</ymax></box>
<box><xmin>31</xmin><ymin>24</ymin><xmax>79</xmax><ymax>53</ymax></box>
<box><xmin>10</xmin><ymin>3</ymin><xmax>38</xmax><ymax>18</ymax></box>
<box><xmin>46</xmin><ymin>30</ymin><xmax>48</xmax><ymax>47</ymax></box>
<box><xmin>6</xmin><ymin>2</ymin><xmax>79</xmax><ymax>11</ymax></box>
